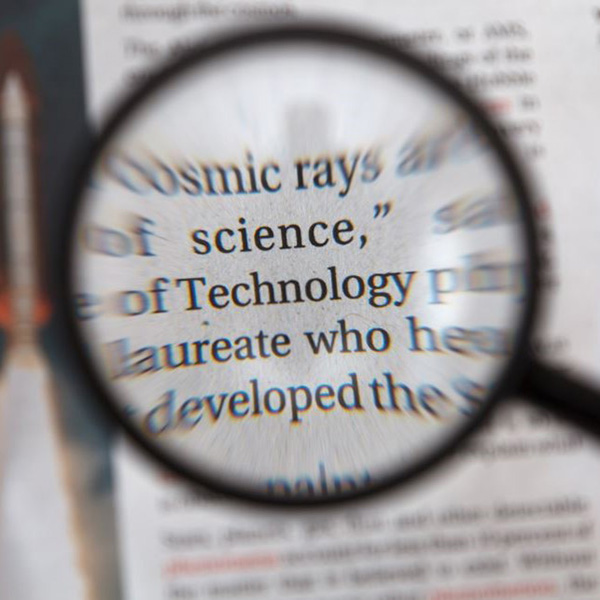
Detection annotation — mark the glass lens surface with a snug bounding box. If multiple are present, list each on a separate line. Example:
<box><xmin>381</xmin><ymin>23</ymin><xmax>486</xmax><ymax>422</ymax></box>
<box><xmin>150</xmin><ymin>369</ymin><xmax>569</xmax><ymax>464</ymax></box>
<box><xmin>69</xmin><ymin>35</ymin><xmax>533</xmax><ymax>500</ymax></box>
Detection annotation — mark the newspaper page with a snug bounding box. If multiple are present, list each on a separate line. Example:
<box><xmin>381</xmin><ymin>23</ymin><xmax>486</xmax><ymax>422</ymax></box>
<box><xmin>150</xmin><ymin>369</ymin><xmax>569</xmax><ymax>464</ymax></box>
<box><xmin>80</xmin><ymin>1</ymin><xmax>600</xmax><ymax>599</ymax></box>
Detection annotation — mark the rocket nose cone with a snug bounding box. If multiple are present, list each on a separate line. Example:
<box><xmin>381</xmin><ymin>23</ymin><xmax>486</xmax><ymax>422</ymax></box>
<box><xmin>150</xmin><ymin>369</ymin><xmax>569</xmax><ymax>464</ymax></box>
<box><xmin>2</xmin><ymin>73</ymin><xmax>28</xmax><ymax>121</ymax></box>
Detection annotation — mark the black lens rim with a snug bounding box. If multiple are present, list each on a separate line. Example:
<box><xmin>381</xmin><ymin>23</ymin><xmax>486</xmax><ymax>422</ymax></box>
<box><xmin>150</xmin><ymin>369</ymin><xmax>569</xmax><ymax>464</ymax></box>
<box><xmin>61</xmin><ymin>23</ymin><xmax>541</xmax><ymax>507</ymax></box>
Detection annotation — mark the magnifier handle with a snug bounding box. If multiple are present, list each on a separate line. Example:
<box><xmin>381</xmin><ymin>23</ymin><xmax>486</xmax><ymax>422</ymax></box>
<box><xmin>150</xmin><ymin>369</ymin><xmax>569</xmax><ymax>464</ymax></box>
<box><xmin>522</xmin><ymin>360</ymin><xmax>600</xmax><ymax>436</ymax></box>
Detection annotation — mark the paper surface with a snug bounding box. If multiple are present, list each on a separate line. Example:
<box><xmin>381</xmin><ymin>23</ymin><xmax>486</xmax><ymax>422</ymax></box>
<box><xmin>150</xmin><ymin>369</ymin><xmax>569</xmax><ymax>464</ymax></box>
<box><xmin>79</xmin><ymin>1</ymin><xmax>600</xmax><ymax>598</ymax></box>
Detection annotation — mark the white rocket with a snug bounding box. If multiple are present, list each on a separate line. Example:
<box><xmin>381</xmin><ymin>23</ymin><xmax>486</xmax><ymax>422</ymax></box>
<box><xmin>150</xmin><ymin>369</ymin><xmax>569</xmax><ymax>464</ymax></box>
<box><xmin>2</xmin><ymin>73</ymin><xmax>38</xmax><ymax>347</ymax></box>
<box><xmin>0</xmin><ymin>72</ymin><xmax>90</xmax><ymax>600</ymax></box>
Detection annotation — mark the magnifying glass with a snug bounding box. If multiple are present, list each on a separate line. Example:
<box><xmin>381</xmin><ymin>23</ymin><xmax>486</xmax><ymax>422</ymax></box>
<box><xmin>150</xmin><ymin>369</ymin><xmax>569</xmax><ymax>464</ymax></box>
<box><xmin>62</xmin><ymin>24</ymin><xmax>600</xmax><ymax>505</ymax></box>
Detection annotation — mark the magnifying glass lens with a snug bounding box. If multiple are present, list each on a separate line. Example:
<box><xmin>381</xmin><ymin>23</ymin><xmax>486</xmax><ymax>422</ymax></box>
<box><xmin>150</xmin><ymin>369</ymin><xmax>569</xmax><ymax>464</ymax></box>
<box><xmin>69</xmin><ymin>33</ymin><xmax>533</xmax><ymax>502</ymax></box>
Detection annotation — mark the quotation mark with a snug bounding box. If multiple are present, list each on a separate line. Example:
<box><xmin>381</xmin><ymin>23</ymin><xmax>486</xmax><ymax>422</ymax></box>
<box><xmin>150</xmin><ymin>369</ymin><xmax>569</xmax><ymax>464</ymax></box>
<box><xmin>373</xmin><ymin>202</ymin><xmax>392</xmax><ymax>218</ymax></box>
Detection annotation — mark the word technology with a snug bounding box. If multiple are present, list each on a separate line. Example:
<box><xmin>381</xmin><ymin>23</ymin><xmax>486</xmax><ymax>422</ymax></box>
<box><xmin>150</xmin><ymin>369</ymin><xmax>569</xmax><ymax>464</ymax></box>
<box><xmin>115</xmin><ymin>266</ymin><xmax>416</xmax><ymax>315</ymax></box>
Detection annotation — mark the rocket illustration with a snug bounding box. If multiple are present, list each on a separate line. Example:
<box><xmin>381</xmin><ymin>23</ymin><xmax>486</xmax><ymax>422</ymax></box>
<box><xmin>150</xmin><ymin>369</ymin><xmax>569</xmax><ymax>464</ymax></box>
<box><xmin>0</xmin><ymin>34</ymin><xmax>91</xmax><ymax>600</ymax></box>
<box><xmin>2</xmin><ymin>73</ymin><xmax>41</xmax><ymax>347</ymax></box>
